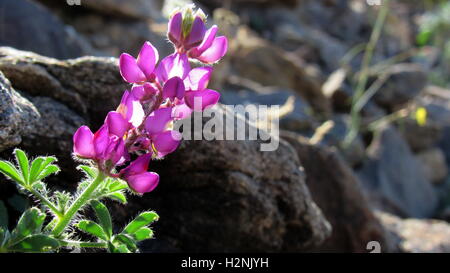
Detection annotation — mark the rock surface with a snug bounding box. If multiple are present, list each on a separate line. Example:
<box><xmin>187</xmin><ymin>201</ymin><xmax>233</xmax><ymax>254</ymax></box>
<box><xmin>0</xmin><ymin>47</ymin><xmax>127</xmax><ymax>128</ymax></box>
<box><xmin>80</xmin><ymin>0</ymin><xmax>163</xmax><ymax>20</ymax></box>
<box><xmin>0</xmin><ymin>72</ymin><xmax>39</xmax><ymax>152</ymax></box>
<box><xmin>377</xmin><ymin>211</ymin><xmax>450</xmax><ymax>253</ymax></box>
<box><xmin>416</xmin><ymin>148</ymin><xmax>448</xmax><ymax>185</ymax></box>
<box><xmin>112</xmin><ymin>106</ymin><xmax>331</xmax><ymax>252</ymax></box>
<box><xmin>0</xmin><ymin>0</ymin><xmax>92</xmax><ymax>59</ymax></box>
<box><xmin>282</xmin><ymin>131</ymin><xmax>387</xmax><ymax>252</ymax></box>
<box><xmin>373</xmin><ymin>64</ymin><xmax>427</xmax><ymax>110</ymax></box>
<box><xmin>358</xmin><ymin>126</ymin><xmax>438</xmax><ymax>218</ymax></box>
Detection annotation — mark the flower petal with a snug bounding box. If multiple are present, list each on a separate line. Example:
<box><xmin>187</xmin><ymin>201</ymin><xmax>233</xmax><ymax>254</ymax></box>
<box><xmin>120</xmin><ymin>153</ymin><xmax>152</xmax><ymax>177</ymax></box>
<box><xmin>93</xmin><ymin>125</ymin><xmax>110</xmax><ymax>159</ymax></box>
<box><xmin>152</xmin><ymin>130</ymin><xmax>181</xmax><ymax>157</ymax></box>
<box><xmin>155</xmin><ymin>53</ymin><xmax>190</xmax><ymax>83</ymax></box>
<box><xmin>105</xmin><ymin>111</ymin><xmax>129</xmax><ymax>138</ymax></box>
<box><xmin>196</xmin><ymin>36</ymin><xmax>228</xmax><ymax>64</ymax></box>
<box><xmin>119</xmin><ymin>53</ymin><xmax>146</xmax><ymax>84</ymax></box>
<box><xmin>185</xmin><ymin>16</ymin><xmax>206</xmax><ymax>49</ymax></box>
<box><xmin>189</xmin><ymin>25</ymin><xmax>218</xmax><ymax>58</ymax></box>
<box><xmin>145</xmin><ymin>107</ymin><xmax>174</xmax><ymax>135</ymax></box>
<box><xmin>163</xmin><ymin>76</ymin><xmax>185</xmax><ymax>100</ymax></box>
<box><xmin>73</xmin><ymin>126</ymin><xmax>95</xmax><ymax>158</ymax></box>
<box><xmin>184</xmin><ymin>67</ymin><xmax>212</xmax><ymax>91</ymax></box>
<box><xmin>185</xmin><ymin>89</ymin><xmax>221</xmax><ymax>111</ymax></box>
<box><xmin>137</xmin><ymin>42</ymin><xmax>158</xmax><ymax>80</ymax></box>
<box><xmin>168</xmin><ymin>12</ymin><xmax>183</xmax><ymax>46</ymax></box>
<box><xmin>173</xmin><ymin>102</ymin><xmax>193</xmax><ymax>119</ymax></box>
<box><xmin>126</xmin><ymin>172</ymin><xmax>159</xmax><ymax>194</ymax></box>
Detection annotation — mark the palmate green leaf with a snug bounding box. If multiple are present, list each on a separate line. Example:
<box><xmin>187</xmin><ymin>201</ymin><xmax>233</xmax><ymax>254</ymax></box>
<box><xmin>29</xmin><ymin>157</ymin><xmax>45</xmax><ymax>183</ymax></box>
<box><xmin>14</xmin><ymin>149</ymin><xmax>29</xmax><ymax>184</ymax></box>
<box><xmin>9</xmin><ymin>207</ymin><xmax>45</xmax><ymax>245</ymax></box>
<box><xmin>114</xmin><ymin>234</ymin><xmax>137</xmax><ymax>252</ymax></box>
<box><xmin>8</xmin><ymin>234</ymin><xmax>59</xmax><ymax>253</ymax></box>
<box><xmin>133</xmin><ymin>227</ymin><xmax>153</xmax><ymax>241</ymax></box>
<box><xmin>37</xmin><ymin>165</ymin><xmax>60</xmax><ymax>181</ymax></box>
<box><xmin>0</xmin><ymin>200</ymin><xmax>8</xmax><ymax>230</ymax></box>
<box><xmin>90</xmin><ymin>200</ymin><xmax>112</xmax><ymax>239</ymax></box>
<box><xmin>123</xmin><ymin>211</ymin><xmax>159</xmax><ymax>235</ymax></box>
<box><xmin>0</xmin><ymin>160</ymin><xmax>23</xmax><ymax>185</ymax></box>
<box><xmin>76</xmin><ymin>220</ymin><xmax>108</xmax><ymax>241</ymax></box>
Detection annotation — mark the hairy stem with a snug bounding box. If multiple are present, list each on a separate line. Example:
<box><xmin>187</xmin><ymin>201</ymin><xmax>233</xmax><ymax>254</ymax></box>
<box><xmin>51</xmin><ymin>172</ymin><xmax>107</xmax><ymax>237</ymax></box>
<box><xmin>59</xmin><ymin>240</ymin><xmax>108</xmax><ymax>249</ymax></box>
<box><xmin>27</xmin><ymin>187</ymin><xmax>62</xmax><ymax>218</ymax></box>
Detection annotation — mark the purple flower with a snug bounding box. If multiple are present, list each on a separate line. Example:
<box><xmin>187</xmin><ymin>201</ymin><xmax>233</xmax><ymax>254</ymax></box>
<box><xmin>73</xmin><ymin>126</ymin><xmax>96</xmax><ymax>159</ymax></box>
<box><xmin>155</xmin><ymin>53</ymin><xmax>191</xmax><ymax>84</ymax></box>
<box><xmin>144</xmin><ymin>107</ymin><xmax>181</xmax><ymax>157</ymax></box>
<box><xmin>72</xmin><ymin>5</ymin><xmax>228</xmax><ymax>195</ymax></box>
<box><xmin>119</xmin><ymin>41</ymin><xmax>159</xmax><ymax>84</ymax></box>
<box><xmin>188</xmin><ymin>29</ymin><xmax>228</xmax><ymax>64</ymax></box>
<box><xmin>167</xmin><ymin>7</ymin><xmax>207</xmax><ymax>52</ymax></box>
<box><xmin>73</xmin><ymin>125</ymin><xmax>127</xmax><ymax>170</ymax></box>
<box><xmin>120</xmin><ymin>154</ymin><xmax>159</xmax><ymax>194</ymax></box>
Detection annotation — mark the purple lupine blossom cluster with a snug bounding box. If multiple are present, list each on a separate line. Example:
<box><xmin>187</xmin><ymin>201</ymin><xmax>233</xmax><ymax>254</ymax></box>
<box><xmin>73</xmin><ymin>6</ymin><xmax>228</xmax><ymax>194</ymax></box>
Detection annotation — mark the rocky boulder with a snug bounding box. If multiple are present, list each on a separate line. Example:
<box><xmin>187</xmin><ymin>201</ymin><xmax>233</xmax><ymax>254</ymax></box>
<box><xmin>113</xmin><ymin>107</ymin><xmax>331</xmax><ymax>252</ymax></box>
<box><xmin>281</xmin><ymin>131</ymin><xmax>387</xmax><ymax>252</ymax></box>
<box><xmin>377</xmin><ymin>211</ymin><xmax>450</xmax><ymax>253</ymax></box>
<box><xmin>0</xmin><ymin>47</ymin><xmax>127</xmax><ymax>129</ymax></box>
<box><xmin>0</xmin><ymin>0</ymin><xmax>93</xmax><ymax>59</ymax></box>
<box><xmin>358</xmin><ymin>126</ymin><xmax>438</xmax><ymax>218</ymax></box>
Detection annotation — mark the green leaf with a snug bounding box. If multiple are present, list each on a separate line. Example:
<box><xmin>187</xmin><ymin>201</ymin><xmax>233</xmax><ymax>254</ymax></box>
<box><xmin>114</xmin><ymin>234</ymin><xmax>137</xmax><ymax>252</ymax></box>
<box><xmin>10</xmin><ymin>207</ymin><xmax>45</xmax><ymax>244</ymax></box>
<box><xmin>0</xmin><ymin>160</ymin><xmax>23</xmax><ymax>185</ymax></box>
<box><xmin>417</xmin><ymin>30</ymin><xmax>432</xmax><ymax>46</ymax></box>
<box><xmin>29</xmin><ymin>157</ymin><xmax>45</xmax><ymax>183</ymax></box>
<box><xmin>14</xmin><ymin>149</ymin><xmax>29</xmax><ymax>184</ymax></box>
<box><xmin>90</xmin><ymin>200</ymin><xmax>112</xmax><ymax>239</ymax></box>
<box><xmin>76</xmin><ymin>220</ymin><xmax>108</xmax><ymax>241</ymax></box>
<box><xmin>0</xmin><ymin>201</ymin><xmax>8</xmax><ymax>229</ymax></box>
<box><xmin>107</xmin><ymin>192</ymin><xmax>127</xmax><ymax>204</ymax></box>
<box><xmin>9</xmin><ymin>234</ymin><xmax>59</xmax><ymax>253</ymax></box>
<box><xmin>133</xmin><ymin>227</ymin><xmax>153</xmax><ymax>241</ymax></box>
<box><xmin>108</xmin><ymin>179</ymin><xmax>128</xmax><ymax>192</ymax></box>
<box><xmin>115</xmin><ymin>244</ymin><xmax>132</xmax><ymax>253</ymax></box>
<box><xmin>37</xmin><ymin>165</ymin><xmax>60</xmax><ymax>181</ymax></box>
<box><xmin>78</xmin><ymin>165</ymin><xmax>97</xmax><ymax>179</ymax></box>
<box><xmin>123</xmin><ymin>211</ymin><xmax>159</xmax><ymax>235</ymax></box>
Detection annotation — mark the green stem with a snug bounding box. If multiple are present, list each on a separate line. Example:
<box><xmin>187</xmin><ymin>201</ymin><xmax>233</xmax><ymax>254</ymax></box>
<box><xmin>59</xmin><ymin>240</ymin><xmax>108</xmax><ymax>249</ymax></box>
<box><xmin>27</xmin><ymin>187</ymin><xmax>63</xmax><ymax>218</ymax></box>
<box><xmin>51</xmin><ymin>172</ymin><xmax>107</xmax><ymax>237</ymax></box>
<box><xmin>345</xmin><ymin>0</ymin><xmax>390</xmax><ymax>146</ymax></box>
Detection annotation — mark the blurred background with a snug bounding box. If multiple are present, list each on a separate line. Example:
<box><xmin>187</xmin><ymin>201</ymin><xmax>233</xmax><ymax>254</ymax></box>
<box><xmin>0</xmin><ymin>0</ymin><xmax>450</xmax><ymax>253</ymax></box>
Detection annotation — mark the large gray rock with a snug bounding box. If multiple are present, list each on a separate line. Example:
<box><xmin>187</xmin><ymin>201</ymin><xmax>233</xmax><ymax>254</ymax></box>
<box><xmin>80</xmin><ymin>0</ymin><xmax>163</xmax><ymax>20</ymax></box>
<box><xmin>377</xmin><ymin>211</ymin><xmax>450</xmax><ymax>253</ymax></box>
<box><xmin>416</xmin><ymin>148</ymin><xmax>448</xmax><ymax>185</ymax></box>
<box><xmin>0</xmin><ymin>0</ymin><xmax>93</xmax><ymax>59</ymax></box>
<box><xmin>0</xmin><ymin>47</ymin><xmax>127</xmax><ymax>128</ymax></box>
<box><xmin>282</xmin><ymin>132</ymin><xmax>387</xmax><ymax>252</ymax></box>
<box><xmin>221</xmin><ymin>78</ymin><xmax>317</xmax><ymax>133</ymax></box>
<box><xmin>358</xmin><ymin>126</ymin><xmax>438</xmax><ymax>218</ymax></box>
<box><xmin>0</xmin><ymin>72</ymin><xmax>39</xmax><ymax>152</ymax></box>
<box><xmin>230</xmin><ymin>27</ymin><xmax>331</xmax><ymax>116</ymax></box>
<box><xmin>373</xmin><ymin>64</ymin><xmax>427</xmax><ymax>110</ymax></box>
<box><xmin>112</xmin><ymin>106</ymin><xmax>331</xmax><ymax>252</ymax></box>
